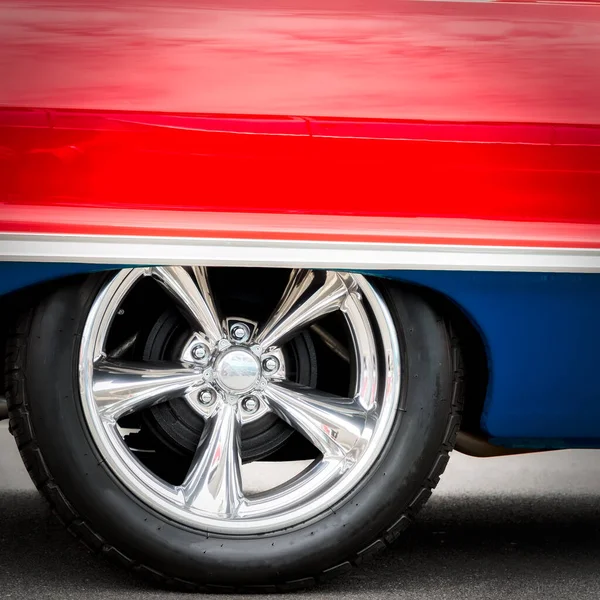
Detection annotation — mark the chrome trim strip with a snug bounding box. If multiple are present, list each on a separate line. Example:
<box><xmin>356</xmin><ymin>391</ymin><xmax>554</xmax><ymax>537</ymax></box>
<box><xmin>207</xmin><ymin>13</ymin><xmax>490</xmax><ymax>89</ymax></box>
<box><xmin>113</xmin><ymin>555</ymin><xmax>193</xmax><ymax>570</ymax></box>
<box><xmin>1</xmin><ymin>232</ymin><xmax>599</xmax><ymax>273</ymax></box>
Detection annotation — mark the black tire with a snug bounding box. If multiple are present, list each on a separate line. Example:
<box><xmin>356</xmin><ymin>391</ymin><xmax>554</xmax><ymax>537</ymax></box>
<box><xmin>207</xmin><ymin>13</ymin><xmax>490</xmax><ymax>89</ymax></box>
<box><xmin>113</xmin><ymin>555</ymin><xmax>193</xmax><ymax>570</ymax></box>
<box><xmin>4</xmin><ymin>272</ymin><xmax>463</xmax><ymax>591</ymax></box>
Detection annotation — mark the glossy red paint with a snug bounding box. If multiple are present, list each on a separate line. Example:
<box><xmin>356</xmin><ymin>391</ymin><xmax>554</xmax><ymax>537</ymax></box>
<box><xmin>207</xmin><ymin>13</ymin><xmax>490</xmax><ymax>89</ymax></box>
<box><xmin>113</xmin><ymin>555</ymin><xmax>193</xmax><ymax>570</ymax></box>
<box><xmin>1</xmin><ymin>1</ymin><xmax>600</xmax><ymax>246</ymax></box>
<box><xmin>2</xmin><ymin>0</ymin><xmax>600</xmax><ymax>124</ymax></box>
<box><xmin>2</xmin><ymin>204</ymin><xmax>600</xmax><ymax>249</ymax></box>
<box><xmin>1</xmin><ymin>109</ymin><xmax>600</xmax><ymax>234</ymax></box>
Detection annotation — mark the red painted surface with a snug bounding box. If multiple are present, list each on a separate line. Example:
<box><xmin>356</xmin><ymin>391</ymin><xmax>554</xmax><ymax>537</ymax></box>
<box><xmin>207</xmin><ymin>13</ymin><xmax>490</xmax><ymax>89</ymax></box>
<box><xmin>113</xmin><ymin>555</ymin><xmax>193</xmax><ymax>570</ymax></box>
<box><xmin>1</xmin><ymin>1</ymin><xmax>600</xmax><ymax>246</ymax></box>
<box><xmin>3</xmin><ymin>204</ymin><xmax>600</xmax><ymax>249</ymax></box>
<box><xmin>1</xmin><ymin>110</ymin><xmax>600</xmax><ymax>234</ymax></box>
<box><xmin>1</xmin><ymin>0</ymin><xmax>600</xmax><ymax>124</ymax></box>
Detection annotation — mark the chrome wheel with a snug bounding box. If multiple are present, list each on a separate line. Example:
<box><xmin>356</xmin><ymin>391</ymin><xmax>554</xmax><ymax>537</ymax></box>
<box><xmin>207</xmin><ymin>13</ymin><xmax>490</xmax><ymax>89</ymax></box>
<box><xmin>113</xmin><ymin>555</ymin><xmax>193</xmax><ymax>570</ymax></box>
<box><xmin>79</xmin><ymin>267</ymin><xmax>400</xmax><ymax>534</ymax></box>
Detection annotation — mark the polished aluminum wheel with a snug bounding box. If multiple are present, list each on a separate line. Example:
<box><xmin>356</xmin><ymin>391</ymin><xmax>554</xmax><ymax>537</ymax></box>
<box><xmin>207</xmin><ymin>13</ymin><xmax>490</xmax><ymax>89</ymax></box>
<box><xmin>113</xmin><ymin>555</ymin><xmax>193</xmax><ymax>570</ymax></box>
<box><xmin>79</xmin><ymin>267</ymin><xmax>400</xmax><ymax>534</ymax></box>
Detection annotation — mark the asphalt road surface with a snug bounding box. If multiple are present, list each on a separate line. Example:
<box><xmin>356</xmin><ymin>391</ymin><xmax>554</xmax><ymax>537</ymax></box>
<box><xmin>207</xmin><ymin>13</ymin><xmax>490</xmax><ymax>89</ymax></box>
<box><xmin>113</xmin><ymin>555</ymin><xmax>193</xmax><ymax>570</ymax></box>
<box><xmin>1</xmin><ymin>420</ymin><xmax>600</xmax><ymax>599</ymax></box>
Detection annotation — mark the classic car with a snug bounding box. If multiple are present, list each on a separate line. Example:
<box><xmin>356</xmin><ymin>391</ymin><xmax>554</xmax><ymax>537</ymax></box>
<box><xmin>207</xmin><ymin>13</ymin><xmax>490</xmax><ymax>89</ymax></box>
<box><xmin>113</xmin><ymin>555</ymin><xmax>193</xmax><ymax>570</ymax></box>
<box><xmin>0</xmin><ymin>0</ymin><xmax>599</xmax><ymax>591</ymax></box>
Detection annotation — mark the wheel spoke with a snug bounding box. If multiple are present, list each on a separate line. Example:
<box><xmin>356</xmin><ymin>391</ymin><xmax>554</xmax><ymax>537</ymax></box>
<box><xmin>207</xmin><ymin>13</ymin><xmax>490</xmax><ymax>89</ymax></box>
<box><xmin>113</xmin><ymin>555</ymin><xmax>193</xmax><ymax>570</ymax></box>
<box><xmin>93</xmin><ymin>360</ymin><xmax>200</xmax><ymax>421</ymax></box>
<box><xmin>256</xmin><ymin>270</ymin><xmax>348</xmax><ymax>349</ymax></box>
<box><xmin>264</xmin><ymin>382</ymin><xmax>366</xmax><ymax>459</ymax></box>
<box><xmin>151</xmin><ymin>266</ymin><xmax>223</xmax><ymax>343</ymax></box>
<box><xmin>180</xmin><ymin>403</ymin><xmax>244</xmax><ymax>517</ymax></box>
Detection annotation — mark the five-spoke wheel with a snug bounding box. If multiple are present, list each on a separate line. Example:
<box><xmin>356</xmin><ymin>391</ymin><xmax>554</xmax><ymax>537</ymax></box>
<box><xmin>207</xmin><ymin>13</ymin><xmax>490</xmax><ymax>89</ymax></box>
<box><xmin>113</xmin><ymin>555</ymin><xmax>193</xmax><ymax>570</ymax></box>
<box><xmin>80</xmin><ymin>267</ymin><xmax>400</xmax><ymax>533</ymax></box>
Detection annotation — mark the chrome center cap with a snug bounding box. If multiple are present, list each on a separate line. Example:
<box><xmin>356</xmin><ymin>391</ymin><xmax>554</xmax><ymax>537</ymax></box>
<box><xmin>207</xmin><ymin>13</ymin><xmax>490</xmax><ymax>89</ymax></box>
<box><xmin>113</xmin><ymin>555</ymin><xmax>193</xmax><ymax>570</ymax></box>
<box><xmin>214</xmin><ymin>349</ymin><xmax>260</xmax><ymax>394</ymax></box>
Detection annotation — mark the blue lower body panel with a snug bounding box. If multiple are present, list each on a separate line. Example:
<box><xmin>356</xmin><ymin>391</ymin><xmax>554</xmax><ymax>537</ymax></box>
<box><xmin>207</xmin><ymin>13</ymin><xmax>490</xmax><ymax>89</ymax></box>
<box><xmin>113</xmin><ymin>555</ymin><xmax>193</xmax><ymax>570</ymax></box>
<box><xmin>0</xmin><ymin>262</ymin><xmax>112</xmax><ymax>297</ymax></box>
<box><xmin>374</xmin><ymin>271</ymin><xmax>600</xmax><ymax>447</ymax></box>
<box><xmin>1</xmin><ymin>263</ymin><xmax>599</xmax><ymax>447</ymax></box>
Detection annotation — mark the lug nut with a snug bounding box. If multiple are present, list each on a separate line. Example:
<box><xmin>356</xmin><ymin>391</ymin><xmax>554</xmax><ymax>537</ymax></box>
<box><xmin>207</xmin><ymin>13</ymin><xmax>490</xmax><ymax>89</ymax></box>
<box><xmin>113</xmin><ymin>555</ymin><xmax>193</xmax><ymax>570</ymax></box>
<box><xmin>230</xmin><ymin>322</ymin><xmax>251</xmax><ymax>343</ymax></box>
<box><xmin>191</xmin><ymin>343</ymin><xmax>208</xmax><ymax>361</ymax></box>
<box><xmin>198</xmin><ymin>389</ymin><xmax>216</xmax><ymax>406</ymax></box>
<box><xmin>241</xmin><ymin>396</ymin><xmax>260</xmax><ymax>414</ymax></box>
<box><xmin>262</xmin><ymin>356</ymin><xmax>280</xmax><ymax>374</ymax></box>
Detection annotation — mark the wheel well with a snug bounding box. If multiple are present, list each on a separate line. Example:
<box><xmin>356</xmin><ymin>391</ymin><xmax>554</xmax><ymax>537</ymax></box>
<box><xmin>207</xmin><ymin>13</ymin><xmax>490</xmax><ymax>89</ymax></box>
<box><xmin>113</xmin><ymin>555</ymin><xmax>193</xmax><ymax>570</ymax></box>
<box><xmin>394</xmin><ymin>283</ymin><xmax>545</xmax><ymax>457</ymax></box>
<box><xmin>427</xmin><ymin>286</ymin><xmax>489</xmax><ymax>438</ymax></box>
<box><xmin>0</xmin><ymin>277</ymin><xmax>66</xmax><ymax>399</ymax></box>
<box><xmin>377</xmin><ymin>279</ymin><xmax>489</xmax><ymax>440</ymax></box>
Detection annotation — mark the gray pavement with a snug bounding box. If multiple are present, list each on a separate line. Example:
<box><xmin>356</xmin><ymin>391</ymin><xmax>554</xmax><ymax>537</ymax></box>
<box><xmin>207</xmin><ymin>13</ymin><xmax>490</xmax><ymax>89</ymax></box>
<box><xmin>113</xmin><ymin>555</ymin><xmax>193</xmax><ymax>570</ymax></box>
<box><xmin>1</xmin><ymin>420</ymin><xmax>600</xmax><ymax>599</ymax></box>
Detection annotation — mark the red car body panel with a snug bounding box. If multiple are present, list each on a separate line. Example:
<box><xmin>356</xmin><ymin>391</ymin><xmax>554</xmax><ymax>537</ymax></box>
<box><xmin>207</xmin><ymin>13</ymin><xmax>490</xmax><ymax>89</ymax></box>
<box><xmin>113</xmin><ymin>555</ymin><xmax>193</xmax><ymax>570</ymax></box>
<box><xmin>2</xmin><ymin>0</ymin><xmax>600</xmax><ymax>124</ymax></box>
<box><xmin>1</xmin><ymin>110</ymin><xmax>600</xmax><ymax>244</ymax></box>
<box><xmin>1</xmin><ymin>0</ymin><xmax>600</xmax><ymax>249</ymax></box>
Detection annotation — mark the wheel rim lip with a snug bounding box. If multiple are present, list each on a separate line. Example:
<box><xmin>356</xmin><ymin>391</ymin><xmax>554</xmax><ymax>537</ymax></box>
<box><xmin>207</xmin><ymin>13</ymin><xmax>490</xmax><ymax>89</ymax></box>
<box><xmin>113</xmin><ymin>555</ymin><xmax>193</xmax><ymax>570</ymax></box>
<box><xmin>79</xmin><ymin>268</ymin><xmax>401</xmax><ymax>534</ymax></box>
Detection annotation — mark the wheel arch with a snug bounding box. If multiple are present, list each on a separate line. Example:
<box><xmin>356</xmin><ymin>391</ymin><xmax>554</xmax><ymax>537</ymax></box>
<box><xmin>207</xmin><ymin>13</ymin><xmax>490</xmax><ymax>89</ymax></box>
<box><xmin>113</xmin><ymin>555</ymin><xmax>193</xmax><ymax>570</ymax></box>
<box><xmin>371</xmin><ymin>275</ymin><xmax>490</xmax><ymax>445</ymax></box>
